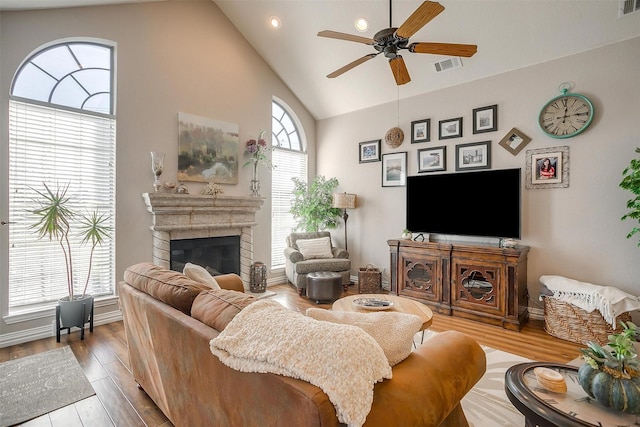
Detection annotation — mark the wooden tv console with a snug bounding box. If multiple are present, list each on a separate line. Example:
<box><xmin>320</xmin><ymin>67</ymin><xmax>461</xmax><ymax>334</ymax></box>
<box><xmin>388</xmin><ymin>239</ymin><xmax>530</xmax><ymax>331</ymax></box>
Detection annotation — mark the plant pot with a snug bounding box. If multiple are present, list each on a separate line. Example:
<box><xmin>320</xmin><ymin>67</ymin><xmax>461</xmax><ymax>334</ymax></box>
<box><xmin>58</xmin><ymin>295</ymin><xmax>94</xmax><ymax>329</ymax></box>
<box><xmin>578</xmin><ymin>363</ymin><xmax>640</xmax><ymax>414</ymax></box>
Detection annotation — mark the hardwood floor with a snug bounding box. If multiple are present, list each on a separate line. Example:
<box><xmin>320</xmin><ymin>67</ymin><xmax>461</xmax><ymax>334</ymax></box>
<box><xmin>1</xmin><ymin>283</ymin><xmax>583</xmax><ymax>426</ymax></box>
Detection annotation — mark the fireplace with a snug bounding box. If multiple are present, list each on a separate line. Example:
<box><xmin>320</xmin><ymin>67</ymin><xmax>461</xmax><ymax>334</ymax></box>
<box><xmin>142</xmin><ymin>193</ymin><xmax>264</xmax><ymax>285</ymax></box>
<box><xmin>170</xmin><ymin>236</ymin><xmax>240</xmax><ymax>276</ymax></box>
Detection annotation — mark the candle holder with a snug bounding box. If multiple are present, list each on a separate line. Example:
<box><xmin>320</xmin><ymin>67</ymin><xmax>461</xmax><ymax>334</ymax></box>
<box><xmin>150</xmin><ymin>151</ymin><xmax>165</xmax><ymax>192</ymax></box>
<box><xmin>249</xmin><ymin>261</ymin><xmax>267</xmax><ymax>293</ymax></box>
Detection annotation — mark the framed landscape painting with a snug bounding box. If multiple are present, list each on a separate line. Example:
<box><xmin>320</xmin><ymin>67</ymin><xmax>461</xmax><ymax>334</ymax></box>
<box><xmin>417</xmin><ymin>146</ymin><xmax>446</xmax><ymax>173</ymax></box>
<box><xmin>359</xmin><ymin>140</ymin><xmax>381</xmax><ymax>163</ymax></box>
<box><xmin>178</xmin><ymin>113</ymin><xmax>239</xmax><ymax>184</ymax></box>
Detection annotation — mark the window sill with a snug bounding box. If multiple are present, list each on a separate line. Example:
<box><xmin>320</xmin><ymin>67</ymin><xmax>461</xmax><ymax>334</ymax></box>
<box><xmin>3</xmin><ymin>295</ymin><xmax>119</xmax><ymax>325</ymax></box>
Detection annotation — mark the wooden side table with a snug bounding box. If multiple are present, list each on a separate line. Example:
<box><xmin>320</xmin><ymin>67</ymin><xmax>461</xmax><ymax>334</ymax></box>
<box><xmin>505</xmin><ymin>362</ymin><xmax>640</xmax><ymax>427</ymax></box>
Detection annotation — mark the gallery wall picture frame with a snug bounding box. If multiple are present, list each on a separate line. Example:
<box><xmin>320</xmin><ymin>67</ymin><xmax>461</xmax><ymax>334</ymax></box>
<box><xmin>411</xmin><ymin>119</ymin><xmax>430</xmax><ymax>143</ymax></box>
<box><xmin>382</xmin><ymin>152</ymin><xmax>407</xmax><ymax>187</ymax></box>
<box><xmin>439</xmin><ymin>117</ymin><xmax>463</xmax><ymax>140</ymax></box>
<box><xmin>525</xmin><ymin>146</ymin><xmax>569</xmax><ymax>189</ymax></box>
<box><xmin>473</xmin><ymin>104</ymin><xmax>498</xmax><ymax>134</ymax></box>
<box><xmin>417</xmin><ymin>146</ymin><xmax>446</xmax><ymax>173</ymax></box>
<box><xmin>498</xmin><ymin>127</ymin><xmax>532</xmax><ymax>156</ymax></box>
<box><xmin>359</xmin><ymin>139</ymin><xmax>381</xmax><ymax>163</ymax></box>
<box><xmin>455</xmin><ymin>141</ymin><xmax>491</xmax><ymax>171</ymax></box>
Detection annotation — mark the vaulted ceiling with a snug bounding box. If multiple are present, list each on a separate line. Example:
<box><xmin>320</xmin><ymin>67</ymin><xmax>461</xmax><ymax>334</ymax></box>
<box><xmin>3</xmin><ymin>0</ymin><xmax>639</xmax><ymax>120</ymax></box>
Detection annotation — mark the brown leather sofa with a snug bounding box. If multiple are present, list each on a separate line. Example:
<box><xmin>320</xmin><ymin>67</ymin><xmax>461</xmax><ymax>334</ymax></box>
<box><xmin>119</xmin><ymin>262</ymin><xmax>487</xmax><ymax>427</ymax></box>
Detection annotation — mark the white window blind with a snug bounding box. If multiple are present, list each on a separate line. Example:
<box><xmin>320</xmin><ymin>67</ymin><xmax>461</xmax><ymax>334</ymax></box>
<box><xmin>8</xmin><ymin>100</ymin><xmax>116</xmax><ymax>310</ymax></box>
<box><xmin>271</xmin><ymin>148</ymin><xmax>307</xmax><ymax>268</ymax></box>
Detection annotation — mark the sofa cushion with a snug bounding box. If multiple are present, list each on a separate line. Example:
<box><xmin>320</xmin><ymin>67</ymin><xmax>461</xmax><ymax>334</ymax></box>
<box><xmin>293</xmin><ymin>258</ymin><xmax>351</xmax><ymax>274</ymax></box>
<box><xmin>306</xmin><ymin>308</ymin><xmax>423</xmax><ymax>366</ymax></box>
<box><xmin>124</xmin><ymin>262</ymin><xmax>208</xmax><ymax>314</ymax></box>
<box><xmin>191</xmin><ymin>289</ymin><xmax>255</xmax><ymax>331</ymax></box>
<box><xmin>183</xmin><ymin>262</ymin><xmax>221</xmax><ymax>290</ymax></box>
<box><xmin>296</xmin><ymin>237</ymin><xmax>333</xmax><ymax>260</ymax></box>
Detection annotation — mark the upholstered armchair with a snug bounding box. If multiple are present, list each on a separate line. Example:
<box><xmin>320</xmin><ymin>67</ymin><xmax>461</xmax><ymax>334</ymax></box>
<box><xmin>284</xmin><ymin>231</ymin><xmax>351</xmax><ymax>295</ymax></box>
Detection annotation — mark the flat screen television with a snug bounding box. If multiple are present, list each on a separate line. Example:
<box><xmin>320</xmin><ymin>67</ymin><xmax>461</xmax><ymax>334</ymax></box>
<box><xmin>406</xmin><ymin>168</ymin><xmax>521</xmax><ymax>239</ymax></box>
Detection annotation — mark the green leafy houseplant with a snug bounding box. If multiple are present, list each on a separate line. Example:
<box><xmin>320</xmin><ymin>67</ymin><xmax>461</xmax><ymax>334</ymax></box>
<box><xmin>578</xmin><ymin>321</ymin><xmax>640</xmax><ymax>414</ymax></box>
<box><xmin>290</xmin><ymin>176</ymin><xmax>342</xmax><ymax>232</ymax></box>
<box><xmin>30</xmin><ymin>183</ymin><xmax>112</xmax><ymax>301</ymax></box>
<box><xmin>620</xmin><ymin>147</ymin><xmax>640</xmax><ymax>246</ymax></box>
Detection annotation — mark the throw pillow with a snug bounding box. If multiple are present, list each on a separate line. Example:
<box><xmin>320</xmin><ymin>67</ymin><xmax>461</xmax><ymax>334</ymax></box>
<box><xmin>184</xmin><ymin>262</ymin><xmax>221</xmax><ymax>290</ymax></box>
<box><xmin>191</xmin><ymin>289</ymin><xmax>255</xmax><ymax>331</ymax></box>
<box><xmin>296</xmin><ymin>237</ymin><xmax>333</xmax><ymax>260</ymax></box>
<box><xmin>306</xmin><ymin>308</ymin><xmax>423</xmax><ymax>366</ymax></box>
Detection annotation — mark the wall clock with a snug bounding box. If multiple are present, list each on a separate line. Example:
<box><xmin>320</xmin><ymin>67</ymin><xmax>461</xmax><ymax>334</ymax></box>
<box><xmin>538</xmin><ymin>83</ymin><xmax>594</xmax><ymax>139</ymax></box>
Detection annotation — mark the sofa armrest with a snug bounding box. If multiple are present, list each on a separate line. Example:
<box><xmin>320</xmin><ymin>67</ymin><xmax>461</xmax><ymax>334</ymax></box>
<box><xmin>367</xmin><ymin>330</ymin><xmax>486</xmax><ymax>425</ymax></box>
<box><xmin>284</xmin><ymin>247</ymin><xmax>304</xmax><ymax>263</ymax></box>
<box><xmin>332</xmin><ymin>247</ymin><xmax>349</xmax><ymax>259</ymax></box>
<box><xmin>214</xmin><ymin>273</ymin><xmax>245</xmax><ymax>293</ymax></box>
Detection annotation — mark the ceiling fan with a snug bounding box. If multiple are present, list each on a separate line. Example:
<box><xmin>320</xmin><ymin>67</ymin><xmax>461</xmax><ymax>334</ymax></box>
<box><xmin>317</xmin><ymin>1</ymin><xmax>478</xmax><ymax>85</ymax></box>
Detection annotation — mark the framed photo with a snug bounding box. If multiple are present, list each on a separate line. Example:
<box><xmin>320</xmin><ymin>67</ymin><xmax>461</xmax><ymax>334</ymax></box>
<box><xmin>411</xmin><ymin>119</ymin><xmax>430</xmax><ymax>143</ymax></box>
<box><xmin>439</xmin><ymin>117</ymin><xmax>463</xmax><ymax>140</ymax></box>
<box><xmin>417</xmin><ymin>146</ymin><xmax>446</xmax><ymax>173</ymax></box>
<box><xmin>525</xmin><ymin>146</ymin><xmax>569</xmax><ymax>189</ymax></box>
<box><xmin>359</xmin><ymin>139</ymin><xmax>381</xmax><ymax>163</ymax></box>
<box><xmin>382</xmin><ymin>152</ymin><xmax>407</xmax><ymax>187</ymax></box>
<box><xmin>498</xmin><ymin>127</ymin><xmax>531</xmax><ymax>156</ymax></box>
<box><xmin>473</xmin><ymin>104</ymin><xmax>498</xmax><ymax>134</ymax></box>
<box><xmin>455</xmin><ymin>141</ymin><xmax>491</xmax><ymax>171</ymax></box>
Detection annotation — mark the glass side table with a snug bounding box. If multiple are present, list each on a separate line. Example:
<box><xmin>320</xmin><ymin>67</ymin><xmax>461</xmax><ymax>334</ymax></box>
<box><xmin>505</xmin><ymin>362</ymin><xmax>640</xmax><ymax>427</ymax></box>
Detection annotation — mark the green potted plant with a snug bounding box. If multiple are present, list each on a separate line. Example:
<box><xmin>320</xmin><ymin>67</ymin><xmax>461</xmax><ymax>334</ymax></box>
<box><xmin>620</xmin><ymin>147</ymin><xmax>640</xmax><ymax>246</ymax></box>
<box><xmin>578</xmin><ymin>321</ymin><xmax>640</xmax><ymax>414</ymax></box>
<box><xmin>30</xmin><ymin>183</ymin><xmax>112</xmax><ymax>331</ymax></box>
<box><xmin>290</xmin><ymin>175</ymin><xmax>341</xmax><ymax>232</ymax></box>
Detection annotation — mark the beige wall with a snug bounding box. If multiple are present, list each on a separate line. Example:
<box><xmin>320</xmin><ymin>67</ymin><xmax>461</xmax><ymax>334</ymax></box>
<box><xmin>0</xmin><ymin>1</ymin><xmax>315</xmax><ymax>341</ymax></box>
<box><xmin>318</xmin><ymin>36</ymin><xmax>640</xmax><ymax>308</ymax></box>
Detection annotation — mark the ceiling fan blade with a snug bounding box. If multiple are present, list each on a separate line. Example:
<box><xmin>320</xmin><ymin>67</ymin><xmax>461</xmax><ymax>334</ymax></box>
<box><xmin>389</xmin><ymin>56</ymin><xmax>411</xmax><ymax>85</ymax></box>
<box><xmin>327</xmin><ymin>54</ymin><xmax>378</xmax><ymax>78</ymax></box>
<box><xmin>408</xmin><ymin>42</ymin><xmax>478</xmax><ymax>57</ymax></box>
<box><xmin>317</xmin><ymin>30</ymin><xmax>375</xmax><ymax>45</ymax></box>
<box><xmin>395</xmin><ymin>1</ymin><xmax>445</xmax><ymax>40</ymax></box>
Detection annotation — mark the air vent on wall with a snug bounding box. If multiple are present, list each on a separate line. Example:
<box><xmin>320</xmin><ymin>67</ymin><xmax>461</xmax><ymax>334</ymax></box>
<box><xmin>619</xmin><ymin>0</ymin><xmax>640</xmax><ymax>17</ymax></box>
<box><xmin>434</xmin><ymin>57</ymin><xmax>462</xmax><ymax>72</ymax></box>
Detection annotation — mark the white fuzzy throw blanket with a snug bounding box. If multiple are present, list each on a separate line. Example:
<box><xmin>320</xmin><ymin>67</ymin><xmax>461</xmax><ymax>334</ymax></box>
<box><xmin>209</xmin><ymin>299</ymin><xmax>392</xmax><ymax>427</ymax></box>
<box><xmin>540</xmin><ymin>275</ymin><xmax>640</xmax><ymax>328</ymax></box>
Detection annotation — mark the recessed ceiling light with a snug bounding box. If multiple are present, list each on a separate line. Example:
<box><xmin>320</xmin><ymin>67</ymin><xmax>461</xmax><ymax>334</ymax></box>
<box><xmin>269</xmin><ymin>16</ymin><xmax>282</xmax><ymax>29</ymax></box>
<box><xmin>354</xmin><ymin>17</ymin><xmax>368</xmax><ymax>32</ymax></box>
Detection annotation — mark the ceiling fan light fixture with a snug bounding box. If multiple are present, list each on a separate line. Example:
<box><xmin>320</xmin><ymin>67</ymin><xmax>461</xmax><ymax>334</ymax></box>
<box><xmin>269</xmin><ymin>16</ymin><xmax>281</xmax><ymax>29</ymax></box>
<box><xmin>354</xmin><ymin>17</ymin><xmax>369</xmax><ymax>32</ymax></box>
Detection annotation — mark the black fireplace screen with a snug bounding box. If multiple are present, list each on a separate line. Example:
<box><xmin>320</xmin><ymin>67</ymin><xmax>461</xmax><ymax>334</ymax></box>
<box><xmin>170</xmin><ymin>236</ymin><xmax>240</xmax><ymax>276</ymax></box>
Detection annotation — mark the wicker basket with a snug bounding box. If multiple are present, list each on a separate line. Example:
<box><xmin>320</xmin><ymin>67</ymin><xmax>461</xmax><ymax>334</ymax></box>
<box><xmin>358</xmin><ymin>265</ymin><xmax>382</xmax><ymax>294</ymax></box>
<box><xmin>542</xmin><ymin>296</ymin><xmax>632</xmax><ymax>345</ymax></box>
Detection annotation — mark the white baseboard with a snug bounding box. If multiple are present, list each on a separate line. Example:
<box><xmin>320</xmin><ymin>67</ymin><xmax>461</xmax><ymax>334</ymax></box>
<box><xmin>0</xmin><ymin>310</ymin><xmax>123</xmax><ymax>348</ymax></box>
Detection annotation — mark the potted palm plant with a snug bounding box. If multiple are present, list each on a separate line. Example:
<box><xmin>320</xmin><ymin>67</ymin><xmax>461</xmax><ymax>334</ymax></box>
<box><xmin>30</xmin><ymin>183</ymin><xmax>112</xmax><ymax>333</ymax></box>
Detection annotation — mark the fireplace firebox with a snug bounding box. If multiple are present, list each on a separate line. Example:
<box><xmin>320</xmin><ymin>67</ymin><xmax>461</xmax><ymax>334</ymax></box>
<box><xmin>170</xmin><ymin>236</ymin><xmax>240</xmax><ymax>276</ymax></box>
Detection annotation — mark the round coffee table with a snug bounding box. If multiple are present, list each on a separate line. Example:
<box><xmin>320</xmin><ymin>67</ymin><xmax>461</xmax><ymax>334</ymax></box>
<box><xmin>505</xmin><ymin>362</ymin><xmax>640</xmax><ymax>427</ymax></box>
<box><xmin>332</xmin><ymin>294</ymin><xmax>433</xmax><ymax>331</ymax></box>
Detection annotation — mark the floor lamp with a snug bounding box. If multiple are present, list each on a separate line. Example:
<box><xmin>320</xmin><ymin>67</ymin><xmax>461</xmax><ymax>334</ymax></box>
<box><xmin>332</xmin><ymin>192</ymin><xmax>357</xmax><ymax>251</ymax></box>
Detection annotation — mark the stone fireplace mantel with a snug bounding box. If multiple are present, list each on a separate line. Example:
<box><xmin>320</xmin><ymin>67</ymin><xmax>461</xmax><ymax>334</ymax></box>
<box><xmin>142</xmin><ymin>193</ymin><xmax>264</xmax><ymax>285</ymax></box>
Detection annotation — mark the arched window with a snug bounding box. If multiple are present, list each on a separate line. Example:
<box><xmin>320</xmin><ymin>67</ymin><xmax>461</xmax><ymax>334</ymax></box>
<box><xmin>271</xmin><ymin>98</ymin><xmax>307</xmax><ymax>268</ymax></box>
<box><xmin>7</xmin><ymin>41</ymin><xmax>116</xmax><ymax>311</ymax></box>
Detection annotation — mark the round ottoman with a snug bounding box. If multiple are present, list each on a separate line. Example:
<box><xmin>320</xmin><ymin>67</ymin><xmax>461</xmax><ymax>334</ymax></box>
<box><xmin>306</xmin><ymin>271</ymin><xmax>343</xmax><ymax>303</ymax></box>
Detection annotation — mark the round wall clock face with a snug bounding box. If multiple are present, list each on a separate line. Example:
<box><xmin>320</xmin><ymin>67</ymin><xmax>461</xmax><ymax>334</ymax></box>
<box><xmin>538</xmin><ymin>93</ymin><xmax>594</xmax><ymax>139</ymax></box>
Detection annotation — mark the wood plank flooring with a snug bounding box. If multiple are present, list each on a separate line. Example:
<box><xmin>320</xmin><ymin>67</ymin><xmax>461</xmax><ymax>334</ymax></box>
<box><xmin>0</xmin><ymin>283</ymin><xmax>583</xmax><ymax>426</ymax></box>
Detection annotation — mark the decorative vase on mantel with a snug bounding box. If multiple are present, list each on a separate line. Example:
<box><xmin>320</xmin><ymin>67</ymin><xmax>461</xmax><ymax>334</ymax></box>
<box><xmin>250</xmin><ymin>160</ymin><xmax>260</xmax><ymax>197</ymax></box>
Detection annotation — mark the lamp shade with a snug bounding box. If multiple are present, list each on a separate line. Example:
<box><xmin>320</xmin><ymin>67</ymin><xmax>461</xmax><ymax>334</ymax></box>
<box><xmin>332</xmin><ymin>192</ymin><xmax>357</xmax><ymax>209</ymax></box>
